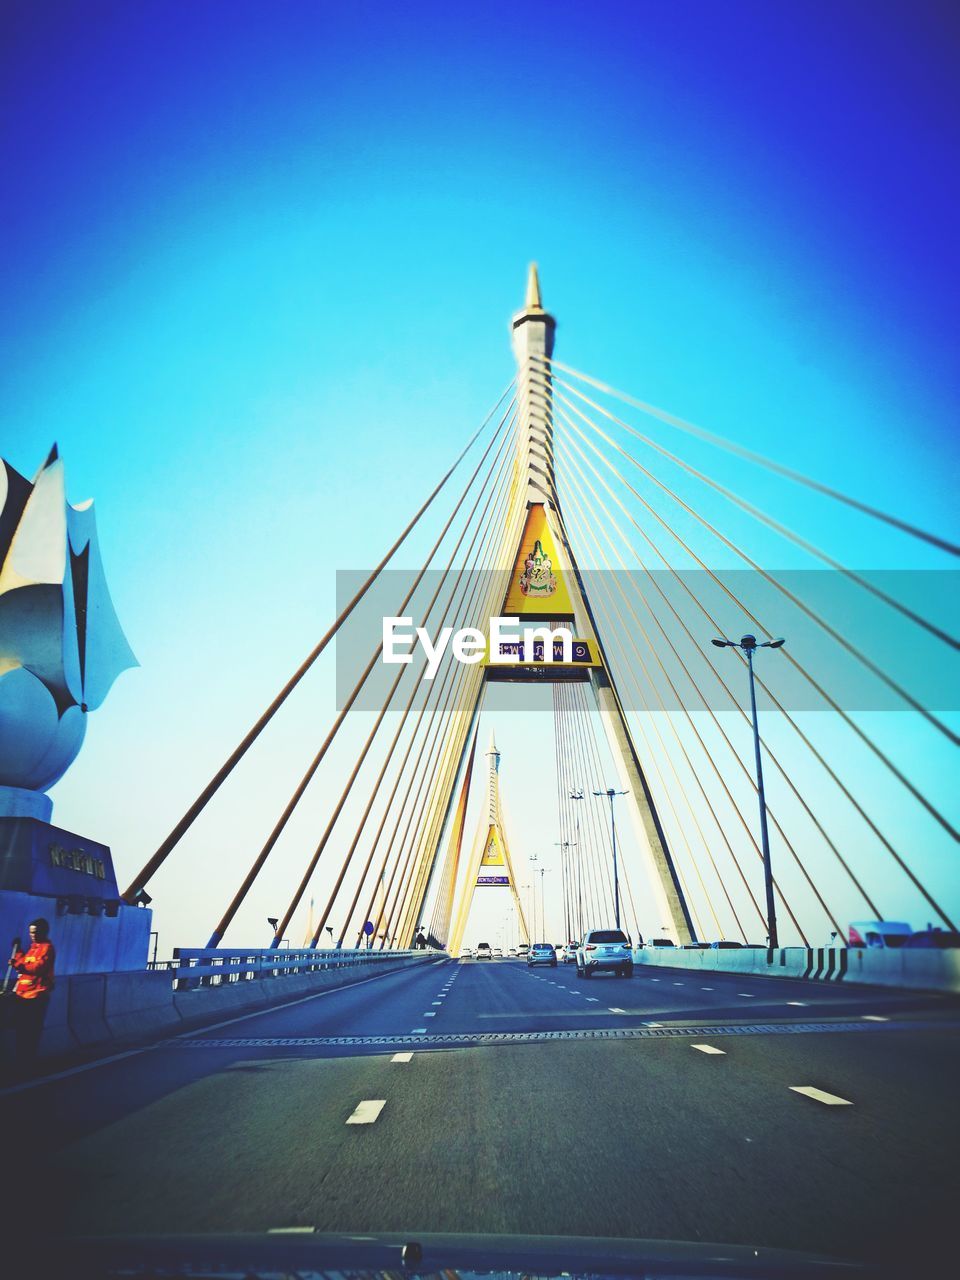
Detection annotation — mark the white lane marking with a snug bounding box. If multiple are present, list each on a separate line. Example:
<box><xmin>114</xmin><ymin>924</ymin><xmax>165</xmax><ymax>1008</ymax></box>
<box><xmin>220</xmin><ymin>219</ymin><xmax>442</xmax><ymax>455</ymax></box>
<box><xmin>432</xmin><ymin>1001</ymin><xmax>442</xmax><ymax>1005</ymax></box>
<box><xmin>650</xmin><ymin>978</ymin><xmax>660</xmax><ymax>982</ymax></box>
<box><xmin>346</xmin><ymin>1099</ymin><xmax>386</xmax><ymax>1125</ymax></box>
<box><xmin>700</xmin><ymin>986</ymin><xmax>714</xmax><ymax>991</ymax></box>
<box><xmin>557</xmin><ymin>986</ymin><xmax>567</xmax><ymax>990</ymax></box>
<box><xmin>692</xmin><ymin>1044</ymin><xmax>726</xmax><ymax>1055</ymax></box>
<box><xmin>586</xmin><ymin>997</ymin><xmax>599</xmax><ymax>1002</ymax></box>
<box><xmin>672</xmin><ymin>982</ymin><xmax>684</xmax><ymax>986</ymax></box>
<box><xmin>569</xmin><ymin>991</ymin><xmax>581</xmax><ymax>997</ymax></box>
<box><xmin>738</xmin><ymin>993</ymin><xmax>756</xmax><ymax>998</ymax></box>
<box><xmin>644</xmin><ymin>1021</ymin><xmax>663</xmax><ymax>1027</ymax></box>
<box><xmin>412</xmin><ymin>1027</ymin><xmax>427</xmax><ymax>1033</ymax></box>
<box><xmin>609</xmin><ymin>1007</ymin><xmax>626</xmax><ymax>1013</ymax></box>
<box><xmin>789</xmin><ymin>1085</ymin><xmax>853</xmax><ymax>1107</ymax></box>
<box><xmin>786</xmin><ymin>1001</ymin><xmax>807</xmax><ymax>1006</ymax></box>
<box><xmin>862</xmin><ymin>1015</ymin><xmax>888</xmax><ymax>1022</ymax></box>
<box><xmin>424</xmin><ymin>1011</ymin><xmax>436</xmax><ymax>1017</ymax></box>
<box><xmin>391</xmin><ymin>1052</ymin><xmax>413</xmax><ymax>1063</ymax></box>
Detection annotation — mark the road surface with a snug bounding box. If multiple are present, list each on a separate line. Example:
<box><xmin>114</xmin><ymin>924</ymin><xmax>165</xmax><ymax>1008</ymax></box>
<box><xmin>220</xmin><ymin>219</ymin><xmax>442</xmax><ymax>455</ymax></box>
<box><xmin>2</xmin><ymin>956</ymin><xmax>957</xmax><ymax>1265</ymax></box>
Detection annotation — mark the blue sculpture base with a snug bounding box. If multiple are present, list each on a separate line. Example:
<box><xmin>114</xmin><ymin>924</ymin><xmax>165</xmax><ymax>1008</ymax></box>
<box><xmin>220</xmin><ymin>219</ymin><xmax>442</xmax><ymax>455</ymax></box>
<box><xmin>0</xmin><ymin>816</ymin><xmax>151</xmax><ymax>975</ymax></box>
<box><xmin>0</xmin><ymin>785</ymin><xmax>53</xmax><ymax>822</ymax></box>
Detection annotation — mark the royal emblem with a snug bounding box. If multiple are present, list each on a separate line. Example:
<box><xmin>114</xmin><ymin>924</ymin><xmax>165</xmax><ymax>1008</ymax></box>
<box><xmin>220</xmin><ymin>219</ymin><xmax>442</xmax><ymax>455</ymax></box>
<box><xmin>518</xmin><ymin>539</ymin><xmax>557</xmax><ymax>598</ymax></box>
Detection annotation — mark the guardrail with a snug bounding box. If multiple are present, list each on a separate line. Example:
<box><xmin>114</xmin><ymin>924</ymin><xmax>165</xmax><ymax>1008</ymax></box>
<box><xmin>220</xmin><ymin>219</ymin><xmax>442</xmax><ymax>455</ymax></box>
<box><xmin>170</xmin><ymin>946</ymin><xmax>426</xmax><ymax>990</ymax></box>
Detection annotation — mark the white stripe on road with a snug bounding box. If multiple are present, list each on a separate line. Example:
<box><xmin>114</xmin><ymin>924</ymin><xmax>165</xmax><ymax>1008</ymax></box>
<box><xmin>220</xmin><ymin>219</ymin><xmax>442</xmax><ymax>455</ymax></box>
<box><xmin>609</xmin><ymin>1007</ymin><xmax>626</xmax><ymax>1013</ymax></box>
<box><xmin>672</xmin><ymin>982</ymin><xmax>684</xmax><ymax>986</ymax></box>
<box><xmin>346</xmin><ymin>1099</ymin><xmax>386</xmax><ymax>1125</ymax></box>
<box><xmin>412</xmin><ymin>1027</ymin><xmax>427</xmax><ymax>1033</ymax></box>
<box><xmin>424</xmin><ymin>1011</ymin><xmax>436</xmax><ymax>1017</ymax></box>
<box><xmin>787</xmin><ymin>1001</ymin><xmax>807</xmax><ymax>1007</ymax></box>
<box><xmin>738</xmin><ymin>993</ymin><xmax>756</xmax><ymax>998</ymax></box>
<box><xmin>391</xmin><ymin>1052</ymin><xmax>413</xmax><ymax>1063</ymax></box>
<box><xmin>862</xmin><ymin>1015</ymin><xmax>888</xmax><ymax>1022</ymax></box>
<box><xmin>432</xmin><ymin>1001</ymin><xmax>442</xmax><ymax>1005</ymax></box>
<box><xmin>701</xmin><ymin>987</ymin><xmax>714</xmax><ymax>991</ymax></box>
<box><xmin>692</xmin><ymin>1044</ymin><xmax>726</xmax><ymax>1055</ymax></box>
<box><xmin>586</xmin><ymin>997</ymin><xmax>599</xmax><ymax>1002</ymax></box>
<box><xmin>650</xmin><ymin>978</ymin><xmax>660</xmax><ymax>982</ymax></box>
<box><xmin>790</xmin><ymin>1086</ymin><xmax>853</xmax><ymax>1106</ymax></box>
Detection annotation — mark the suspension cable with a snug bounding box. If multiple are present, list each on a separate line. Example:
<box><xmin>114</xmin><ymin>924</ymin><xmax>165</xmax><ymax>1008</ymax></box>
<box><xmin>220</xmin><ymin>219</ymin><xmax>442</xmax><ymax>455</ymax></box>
<box><xmin>121</xmin><ymin>378</ymin><xmax>516</xmax><ymax>904</ymax></box>
<box><xmin>270</xmin><ymin>401</ymin><xmax>517</xmax><ymax>947</ymax></box>
<box><xmin>538</xmin><ymin>355</ymin><xmax>960</xmax><ymax>558</ymax></box>
<box><xmin>559</xmin><ymin>423</ymin><xmax>882</xmax><ymax>921</ymax></box>
<box><xmin>560</xmin><ymin>476</ymin><xmax>812</xmax><ymax>943</ymax></box>
<box><xmin>554</xmin><ymin>381</ymin><xmax>959</xmax><ymax>748</ymax></box>
<box><xmin>557</xmin><ymin>418</ymin><xmax>956</xmax><ymax>929</ymax></box>
<box><xmin>550</xmin><ymin>388</ymin><xmax>960</xmax><ymax>842</ymax></box>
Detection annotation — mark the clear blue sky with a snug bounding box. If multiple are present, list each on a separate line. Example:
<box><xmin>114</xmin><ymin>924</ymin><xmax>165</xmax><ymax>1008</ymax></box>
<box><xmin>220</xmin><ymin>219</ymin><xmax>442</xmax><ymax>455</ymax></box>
<box><xmin>3</xmin><ymin>1</ymin><xmax>957</xmax><ymax>949</ymax></box>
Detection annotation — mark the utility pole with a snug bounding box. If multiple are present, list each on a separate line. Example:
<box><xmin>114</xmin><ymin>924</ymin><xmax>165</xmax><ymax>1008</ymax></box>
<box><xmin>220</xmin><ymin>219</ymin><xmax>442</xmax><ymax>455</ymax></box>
<box><xmin>712</xmin><ymin>632</ymin><xmax>785</xmax><ymax>949</ymax></box>
<box><xmin>593</xmin><ymin>788</ymin><xmax>627</xmax><ymax>931</ymax></box>
<box><xmin>570</xmin><ymin>791</ymin><xmax>585</xmax><ymax>939</ymax></box>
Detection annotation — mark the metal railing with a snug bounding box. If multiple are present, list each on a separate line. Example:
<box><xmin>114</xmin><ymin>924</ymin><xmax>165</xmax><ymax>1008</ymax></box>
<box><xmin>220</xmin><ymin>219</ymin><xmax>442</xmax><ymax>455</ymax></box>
<box><xmin>169</xmin><ymin>945</ymin><xmax>436</xmax><ymax>990</ymax></box>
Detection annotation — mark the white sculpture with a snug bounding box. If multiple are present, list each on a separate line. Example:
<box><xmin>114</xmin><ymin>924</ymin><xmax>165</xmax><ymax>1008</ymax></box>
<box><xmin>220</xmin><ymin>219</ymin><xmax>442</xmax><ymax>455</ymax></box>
<box><xmin>0</xmin><ymin>447</ymin><xmax>136</xmax><ymax>817</ymax></box>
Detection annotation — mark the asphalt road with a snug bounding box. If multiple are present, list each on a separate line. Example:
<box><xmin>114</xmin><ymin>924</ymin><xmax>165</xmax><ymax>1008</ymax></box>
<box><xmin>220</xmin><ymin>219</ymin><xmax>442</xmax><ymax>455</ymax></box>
<box><xmin>3</xmin><ymin>956</ymin><xmax>958</xmax><ymax>1266</ymax></box>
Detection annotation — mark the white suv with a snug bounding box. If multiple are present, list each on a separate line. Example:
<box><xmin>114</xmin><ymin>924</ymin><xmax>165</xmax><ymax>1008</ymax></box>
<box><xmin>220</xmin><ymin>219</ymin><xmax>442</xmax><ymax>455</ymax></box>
<box><xmin>475</xmin><ymin>942</ymin><xmax>493</xmax><ymax>959</ymax></box>
<box><xmin>576</xmin><ymin>928</ymin><xmax>633</xmax><ymax>978</ymax></box>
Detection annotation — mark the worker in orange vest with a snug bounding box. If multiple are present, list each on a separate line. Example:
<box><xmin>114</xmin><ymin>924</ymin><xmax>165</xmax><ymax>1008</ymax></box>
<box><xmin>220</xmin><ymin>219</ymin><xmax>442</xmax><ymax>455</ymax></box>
<box><xmin>9</xmin><ymin>917</ymin><xmax>56</xmax><ymax>1072</ymax></box>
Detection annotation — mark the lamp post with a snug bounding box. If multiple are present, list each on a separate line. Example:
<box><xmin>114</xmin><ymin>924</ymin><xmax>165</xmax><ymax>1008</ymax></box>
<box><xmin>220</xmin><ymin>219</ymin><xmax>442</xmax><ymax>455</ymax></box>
<box><xmin>528</xmin><ymin>854</ymin><xmax>541</xmax><ymax>940</ymax></box>
<box><xmin>555</xmin><ymin>840</ymin><xmax>577</xmax><ymax>940</ymax></box>
<box><xmin>570</xmin><ymin>790</ymin><xmax>585</xmax><ymax>939</ymax></box>
<box><xmin>593</xmin><ymin>788</ymin><xmax>627</xmax><ymax>931</ymax></box>
<box><xmin>712</xmin><ymin>632</ymin><xmax>785</xmax><ymax>949</ymax></box>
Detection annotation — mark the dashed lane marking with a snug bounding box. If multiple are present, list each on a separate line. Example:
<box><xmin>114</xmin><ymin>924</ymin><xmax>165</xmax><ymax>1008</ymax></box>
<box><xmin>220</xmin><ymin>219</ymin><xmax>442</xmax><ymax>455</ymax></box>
<box><xmin>789</xmin><ymin>1086</ymin><xmax>853</xmax><ymax>1107</ymax></box>
<box><xmin>586</xmin><ymin>997</ymin><xmax>599</xmax><ymax>1002</ymax></box>
<box><xmin>391</xmin><ymin>1052</ymin><xmax>413</xmax><ymax>1063</ymax></box>
<box><xmin>738</xmin><ymin>993</ymin><xmax>756</xmax><ymax>998</ymax></box>
<box><xmin>787</xmin><ymin>1001</ymin><xmax>807</xmax><ymax>1007</ymax></box>
<box><xmin>424</xmin><ymin>1011</ymin><xmax>436</xmax><ymax>1017</ymax></box>
<box><xmin>692</xmin><ymin>1044</ymin><xmax>726</xmax><ymax>1055</ymax></box>
<box><xmin>412</xmin><ymin>1027</ymin><xmax>427</xmax><ymax>1033</ymax></box>
<box><xmin>609</xmin><ymin>1007</ymin><xmax>626</xmax><ymax>1013</ymax></box>
<box><xmin>862</xmin><ymin>1015</ymin><xmax>888</xmax><ymax>1022</ymax></box>
<box><xmin>346</xmin><ymin>1099</ymin><xmax>386</xmax><ymax>1124</ymax></box>
<box><xmin>701</xmin><ymin>987</ymin><xmax>714</xmax><ymax>991</ymax></box>
<box><xmin>672</xmin><ymin>982</ymin><xmax>684</xmax><ymax>986</ymax></box>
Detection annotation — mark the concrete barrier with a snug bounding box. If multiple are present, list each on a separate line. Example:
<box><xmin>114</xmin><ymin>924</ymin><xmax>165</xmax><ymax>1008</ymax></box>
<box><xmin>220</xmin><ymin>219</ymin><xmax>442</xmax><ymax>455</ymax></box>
<box><xmin>102</xmin><ymin>970</ymin><xmax>182</xmax><ymax>1042</ymax></box>
<box><xmin>34</xmin><ymin>950</ymin><xmax>443</xmax><ymax>1061</ymax></box>
<box><xmin>67</xmin><ymin>974</ymin><xmax>112</xmax><ymax>1046</ymax></box>
<box><xmin>632</xmin><ymin>944</ymin><xmax>960</xmax><ymax>993</ymax></box>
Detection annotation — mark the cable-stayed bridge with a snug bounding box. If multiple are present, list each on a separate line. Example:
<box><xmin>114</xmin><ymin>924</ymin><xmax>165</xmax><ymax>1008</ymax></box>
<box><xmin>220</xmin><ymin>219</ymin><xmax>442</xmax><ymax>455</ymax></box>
<box><xmin>115</xmin><ymin>265</ymin><xmax>958</xmax><ymax>957</ymax></box>
<box><xmin>1</xmin><ymin>269</ymin><xmax>957</xmax><ymax>1269</ymax></box>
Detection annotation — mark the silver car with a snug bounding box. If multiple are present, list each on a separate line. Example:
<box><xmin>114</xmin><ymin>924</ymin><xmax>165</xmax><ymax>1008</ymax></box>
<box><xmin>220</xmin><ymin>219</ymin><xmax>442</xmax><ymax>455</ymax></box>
<box><xmin>527</xmin><ymin>942</ymin><xmax>558</xmax><ymax>968</ymax></box>
<box><xmin>577</xmin><ymin>928</ymin><xmax>633</xmax><ymax>978</ymax></box>
<box><xmin>562</xmin><ymin>943</ymin><xmax>578</xmax><ymax>964</ymax></box>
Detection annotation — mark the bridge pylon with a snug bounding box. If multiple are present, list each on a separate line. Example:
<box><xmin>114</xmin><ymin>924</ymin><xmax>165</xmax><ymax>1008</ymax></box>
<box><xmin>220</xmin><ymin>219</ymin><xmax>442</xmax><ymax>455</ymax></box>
<box><xmin>413</xmin><ymin>267</ymin><xmax>695</xmax><ymax>947</ymax></box>
<box><xmin>448</xmin><ymin>730</ymin><xmax>530</xmax><ymax>955</ymax></box>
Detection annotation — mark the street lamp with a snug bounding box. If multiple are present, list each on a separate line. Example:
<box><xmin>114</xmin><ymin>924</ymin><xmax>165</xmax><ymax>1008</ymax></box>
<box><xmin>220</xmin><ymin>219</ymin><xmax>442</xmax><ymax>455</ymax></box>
<box><xmin>712</xmin><ymin>632</ymin><xmax>785</xmax><ymax>949</ymax></box>
<box><xmin>569</xmin><ymin>790</ymin><xmax>586</xmax><ymax>939</ymax></box>
<box><xmin>554</xmin><ymin>839</ymin><xmax>577</xmax><ymax>941</ymax></box>
<box><xmin>593</xmin><ymin>788</ymin><xmax>627</xmax><ymax>930</ymax></box>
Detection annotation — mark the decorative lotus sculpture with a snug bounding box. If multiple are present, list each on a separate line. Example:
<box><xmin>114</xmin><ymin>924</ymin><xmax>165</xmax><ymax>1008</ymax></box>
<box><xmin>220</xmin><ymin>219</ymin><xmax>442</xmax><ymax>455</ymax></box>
<box><xmin>0</xmin><ymin>447</ymin><xmax>136</xmax><ymax>813</ymax></box>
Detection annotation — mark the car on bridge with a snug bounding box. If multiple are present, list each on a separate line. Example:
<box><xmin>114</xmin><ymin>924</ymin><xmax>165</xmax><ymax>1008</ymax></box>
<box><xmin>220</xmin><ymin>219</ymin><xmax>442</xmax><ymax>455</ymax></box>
<box><xmin>527</xmin><ymin>942</ymin><xmax>558</xmax><ymax>968</ymax></box>
<box><xmin>517</xmin><ymin>943</ymin><xmax>529</xmax><ymax>957</ymax></box>
<box><xmin>562</xmin><ymin>943</ymin><xmax>578</xmax><ymax>963</ymax></box>
<box><xmin>459</xmin><ymin>946</ymin><xmax>472</xmax><ymax>958</ymax></box>
<box><xmin>494</xmin><ymin>947</ymin><xmax>503</xmax><ymax>957</ymax></box>
<box><xmin>645</xmin><ymin>937</ymin><xmax>675</xmax><ymax>949</ymax></box>
<box><xmin>475</xmin><ymin>942</ymin><xmax>493</xmax><ymax>959</ymax></box>
<box><xmin>577</xmin><ymin>929</ymin><xmax>634</xmax><ymax>978</ymax></box>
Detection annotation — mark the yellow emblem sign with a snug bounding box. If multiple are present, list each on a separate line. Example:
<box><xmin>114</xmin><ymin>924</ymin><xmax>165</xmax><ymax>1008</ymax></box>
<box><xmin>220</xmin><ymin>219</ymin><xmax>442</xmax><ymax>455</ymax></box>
<box><xmin>502</xmin><ymin>504</ymin><xmax>574</xmax><ymax>618</ymax></box>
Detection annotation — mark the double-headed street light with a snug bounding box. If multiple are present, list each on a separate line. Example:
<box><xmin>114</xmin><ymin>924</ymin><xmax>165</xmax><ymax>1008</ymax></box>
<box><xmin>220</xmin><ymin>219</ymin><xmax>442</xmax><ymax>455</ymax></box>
<box><xmin>593</xmin><ymin>787</ymin><xmax>627</xmax><ymax>931</ymax></box>
<box><xmin>712</xmin><ymin>632</ymin><xmax>785</xmax><ymax>949</ymax></box>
